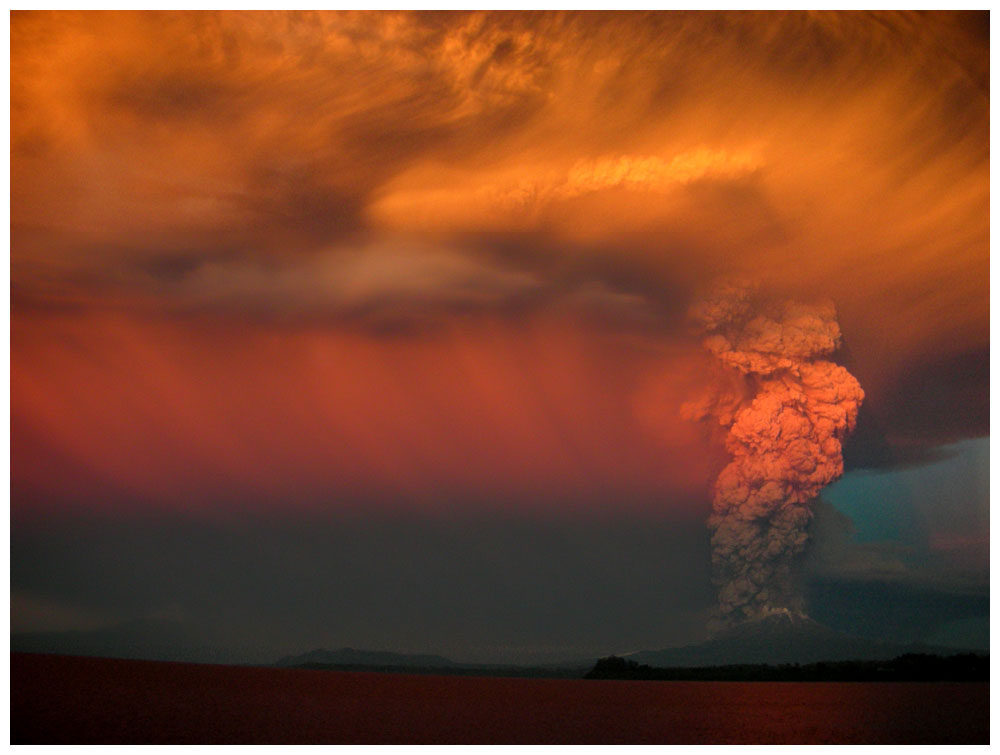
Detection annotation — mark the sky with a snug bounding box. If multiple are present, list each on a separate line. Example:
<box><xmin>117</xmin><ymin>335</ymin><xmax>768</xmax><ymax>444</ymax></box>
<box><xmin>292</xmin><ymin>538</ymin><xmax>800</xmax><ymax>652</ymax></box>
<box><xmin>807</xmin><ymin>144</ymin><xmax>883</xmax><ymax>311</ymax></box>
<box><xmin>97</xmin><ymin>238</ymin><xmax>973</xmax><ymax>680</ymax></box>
<box><xmin>10</xmin><ymin>10</ymin><xmax>989</xmax><ymax>663</ymax></box>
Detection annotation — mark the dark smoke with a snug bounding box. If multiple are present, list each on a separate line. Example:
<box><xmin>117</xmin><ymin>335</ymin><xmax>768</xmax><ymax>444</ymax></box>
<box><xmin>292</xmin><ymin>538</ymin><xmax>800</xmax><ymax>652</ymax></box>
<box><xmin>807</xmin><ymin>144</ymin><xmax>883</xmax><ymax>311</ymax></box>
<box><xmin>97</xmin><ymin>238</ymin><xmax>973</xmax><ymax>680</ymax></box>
<box><xmin>684</xmin><ymin>280</ymin><xmax>864</xmax><ymax>624</ymax></box>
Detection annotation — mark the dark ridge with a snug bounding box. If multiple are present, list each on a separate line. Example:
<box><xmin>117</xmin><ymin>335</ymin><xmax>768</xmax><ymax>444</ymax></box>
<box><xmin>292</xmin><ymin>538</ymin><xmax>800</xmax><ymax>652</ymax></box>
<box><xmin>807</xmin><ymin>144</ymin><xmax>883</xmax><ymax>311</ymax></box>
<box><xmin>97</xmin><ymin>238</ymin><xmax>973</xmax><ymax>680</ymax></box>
<box><xmin>275</xmin><ymin>647</ymin><xmax>458</xmax><ymax>669</ymax></box>
<box><xmin>625</xmin><ymin>612</ymin><xmax>984</xmax><ymax>667</ymax></box>
<box><xmin>288</xmin><ymin>662</ymin><xmax>588</xmax><ymax>679</ymax></box>
<box><xmin>585</xmin><ymin>652</ymin><xmax>989</xmax><ymax>682</ymax></box>
<box><xmin>276</xmin><ymin>647</ymin><xmax>591</xmax><ymax>678</ymax></box>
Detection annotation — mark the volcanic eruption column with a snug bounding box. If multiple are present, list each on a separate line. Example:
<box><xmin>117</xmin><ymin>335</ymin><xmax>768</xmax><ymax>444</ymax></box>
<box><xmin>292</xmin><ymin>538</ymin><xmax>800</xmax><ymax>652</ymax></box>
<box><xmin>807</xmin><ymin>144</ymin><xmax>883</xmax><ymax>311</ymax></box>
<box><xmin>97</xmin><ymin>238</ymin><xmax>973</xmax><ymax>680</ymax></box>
<box><xmin>684</xmin><ymin>281</ymin><xmax>864</xmax><ymax>624</ymax></box>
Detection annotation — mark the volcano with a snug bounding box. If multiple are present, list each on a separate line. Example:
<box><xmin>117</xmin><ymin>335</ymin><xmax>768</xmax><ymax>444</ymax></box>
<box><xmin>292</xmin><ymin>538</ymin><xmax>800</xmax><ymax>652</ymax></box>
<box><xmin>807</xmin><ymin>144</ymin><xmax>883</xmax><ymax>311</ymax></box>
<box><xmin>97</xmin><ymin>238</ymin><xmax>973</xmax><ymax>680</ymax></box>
<box><xmin>625</xmin><ymin>612</ymin><xmax>975</xmax><ymax>667</ymax></box>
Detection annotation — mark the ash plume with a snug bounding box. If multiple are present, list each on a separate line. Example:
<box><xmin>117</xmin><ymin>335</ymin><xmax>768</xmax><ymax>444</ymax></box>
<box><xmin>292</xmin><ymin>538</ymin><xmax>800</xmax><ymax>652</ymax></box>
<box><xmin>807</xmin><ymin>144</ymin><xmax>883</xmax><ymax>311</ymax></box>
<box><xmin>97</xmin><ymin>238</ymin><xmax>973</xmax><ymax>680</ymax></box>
<box><xmin>684</xmin><ymin>280</ymin><xmax>864</xmax><ymax>625</ymax></box>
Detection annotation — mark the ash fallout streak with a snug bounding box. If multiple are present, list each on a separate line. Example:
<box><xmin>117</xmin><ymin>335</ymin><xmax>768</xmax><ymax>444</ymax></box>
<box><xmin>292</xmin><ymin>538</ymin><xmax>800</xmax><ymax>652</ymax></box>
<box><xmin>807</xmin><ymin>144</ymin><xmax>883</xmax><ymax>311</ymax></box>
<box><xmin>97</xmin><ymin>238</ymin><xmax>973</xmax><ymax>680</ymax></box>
<box><xmin>684</xmin><ymin>281</ymin><xmax>864</xmax><ymax>624</ymax></box>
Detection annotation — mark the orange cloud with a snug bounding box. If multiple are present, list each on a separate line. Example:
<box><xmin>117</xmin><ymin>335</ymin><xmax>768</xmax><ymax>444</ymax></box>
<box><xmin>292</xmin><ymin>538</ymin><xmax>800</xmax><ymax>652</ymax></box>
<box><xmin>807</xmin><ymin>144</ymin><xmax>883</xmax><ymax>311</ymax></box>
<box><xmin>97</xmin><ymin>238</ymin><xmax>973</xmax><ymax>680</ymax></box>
<box><xmin>11</xmin><ymin>11</ymin><xmax>988</xmax><ymax>515</ymax></box>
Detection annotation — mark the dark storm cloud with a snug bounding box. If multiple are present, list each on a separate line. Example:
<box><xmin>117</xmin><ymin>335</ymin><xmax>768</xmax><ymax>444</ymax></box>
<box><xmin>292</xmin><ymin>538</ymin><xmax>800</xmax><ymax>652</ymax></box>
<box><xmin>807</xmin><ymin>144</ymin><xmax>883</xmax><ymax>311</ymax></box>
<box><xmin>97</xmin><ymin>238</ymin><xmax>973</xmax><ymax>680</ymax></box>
<box><xmin>12</xmin><ymin>491</ymin><xmax>987</xmax><ymax>664</ymax></box>
<box><xmin>76</xmin><ymin>239</ymin><xmax>662</xmax><ymax>332</ymax></box>
<box><xmin>799</xmin><ymin>493</ymin><xmax>988</xmax><ymax>649</ymax></box>
<box><xmin>105</xmin><ymin>67</ymin><xmax>243</xmax><ymax>123</ymax></box>
<box><xmin>875</xmin><ymin>348</ymin><xmax>990</xmax><ymax>447</ymax></box>
<box><xmin>157</xmin><ymin>241</ymin><xmax>542</xmax><ymax>328</ymax></box>
<box><xmin>805</xmin><ymin>497</ymin><xmax>988</xmax><ymax>596</ymax></box>
<box><xmin>806</xmin><ymin>579</ymin><xmax>988</xmax><ymax>649</ymax></box>
<box><xmin>11</xmin><ymin>506</ymin><xmax>714</xmax><ymax>664</ymax></box>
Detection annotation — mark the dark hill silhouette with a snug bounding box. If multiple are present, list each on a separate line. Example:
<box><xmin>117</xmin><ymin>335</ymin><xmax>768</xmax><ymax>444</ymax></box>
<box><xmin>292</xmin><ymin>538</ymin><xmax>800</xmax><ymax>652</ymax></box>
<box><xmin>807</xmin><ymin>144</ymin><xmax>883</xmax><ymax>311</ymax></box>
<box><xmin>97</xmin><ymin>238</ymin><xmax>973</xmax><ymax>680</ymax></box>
<box><xmin>625</xmin><ymin>612</ymin><xmax>981</xmax><ymax>667</ymax></box>
<box><xmin>274</xmin><ymin>647</ymin><xmax>593</xmax><ymax>678</ymax></box>
<box><xmin>586</xmin><ymin>652</ymin><xmax>988</xmax><ymax>682</ymax></box>
<box><xmin>276</xmin><ymin>647</ymin><xmax>458</xmax><ymax>669</ymax></box>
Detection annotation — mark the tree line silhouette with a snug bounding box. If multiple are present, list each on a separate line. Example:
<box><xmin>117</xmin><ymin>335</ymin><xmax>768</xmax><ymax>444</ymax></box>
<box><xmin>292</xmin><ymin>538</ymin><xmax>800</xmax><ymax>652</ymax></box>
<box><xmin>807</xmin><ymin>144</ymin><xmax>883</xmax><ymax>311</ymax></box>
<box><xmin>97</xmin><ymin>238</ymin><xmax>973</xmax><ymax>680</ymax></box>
<box><xmin>585</xmin><ymin>653</ymin><xmax>988</xmax><ymax>682</ymax></box>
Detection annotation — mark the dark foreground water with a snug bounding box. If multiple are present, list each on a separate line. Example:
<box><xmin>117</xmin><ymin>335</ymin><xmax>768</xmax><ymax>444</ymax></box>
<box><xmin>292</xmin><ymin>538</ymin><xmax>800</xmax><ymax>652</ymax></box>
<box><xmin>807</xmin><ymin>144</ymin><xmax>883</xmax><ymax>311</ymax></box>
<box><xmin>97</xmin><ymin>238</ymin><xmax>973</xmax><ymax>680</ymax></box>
<box><xmin>11</xmin><ymin>653</ymin><xmax>988</xmax><ymax>744</ymax></box>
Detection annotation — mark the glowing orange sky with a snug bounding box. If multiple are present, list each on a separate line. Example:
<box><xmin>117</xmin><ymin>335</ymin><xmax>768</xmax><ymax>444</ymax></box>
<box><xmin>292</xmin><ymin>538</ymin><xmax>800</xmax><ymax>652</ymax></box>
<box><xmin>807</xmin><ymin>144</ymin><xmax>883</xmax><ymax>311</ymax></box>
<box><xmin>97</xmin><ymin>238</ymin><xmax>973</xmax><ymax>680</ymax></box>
<box><xmin>13</xmin><ymin>309</ymin><xmax>717</xmax><ymax>513</ymax></box>
<box><xmin>11</xmin><ymin>11</ymin><xmax>988</xmax><ymax>516</ymax></box>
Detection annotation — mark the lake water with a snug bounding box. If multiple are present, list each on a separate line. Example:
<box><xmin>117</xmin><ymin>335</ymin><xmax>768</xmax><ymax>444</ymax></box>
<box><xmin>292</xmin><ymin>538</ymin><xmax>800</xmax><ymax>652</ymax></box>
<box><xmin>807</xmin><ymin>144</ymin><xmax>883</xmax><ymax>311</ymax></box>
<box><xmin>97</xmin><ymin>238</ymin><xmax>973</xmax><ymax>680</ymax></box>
<box><xmin>12</xmin><ymin>653</ymin><xmax>989</xmax><ymax>744</ymax></box>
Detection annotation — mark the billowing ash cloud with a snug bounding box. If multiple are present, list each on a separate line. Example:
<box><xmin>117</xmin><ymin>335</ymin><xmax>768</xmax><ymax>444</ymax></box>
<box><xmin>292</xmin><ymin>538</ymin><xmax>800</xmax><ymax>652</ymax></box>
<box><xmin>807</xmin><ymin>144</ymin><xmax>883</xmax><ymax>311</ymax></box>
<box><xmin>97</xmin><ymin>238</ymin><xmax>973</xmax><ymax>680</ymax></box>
<box><xmin>683</xmin><ymin>280</ymin><xmax>864</xmax><ymax>624</ymax></box>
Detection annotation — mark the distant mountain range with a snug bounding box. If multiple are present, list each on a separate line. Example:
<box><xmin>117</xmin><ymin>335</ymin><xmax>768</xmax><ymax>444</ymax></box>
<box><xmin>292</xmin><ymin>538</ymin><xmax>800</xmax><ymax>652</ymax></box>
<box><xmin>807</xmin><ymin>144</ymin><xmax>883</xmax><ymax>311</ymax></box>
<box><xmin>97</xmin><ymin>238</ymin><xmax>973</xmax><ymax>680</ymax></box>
<box><xmin>274</xmin><ymin>647</ymin><xmax>592</xmax><ymax>678</ymax></box>
<box><xmin>624</xmin><ymin>612</ymin><xmax>981</xmax><ymax>667</ymax></box>
<box><xmin>13</xmin><ymin>612</ymin><xmax>984</xmax><ymax>675</ymax></box>
<box><xmin>275</xmin><ymin>647</ymin><xmax>459</xmax><ymax>669</ymax></box>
